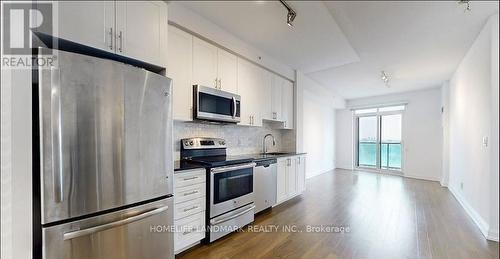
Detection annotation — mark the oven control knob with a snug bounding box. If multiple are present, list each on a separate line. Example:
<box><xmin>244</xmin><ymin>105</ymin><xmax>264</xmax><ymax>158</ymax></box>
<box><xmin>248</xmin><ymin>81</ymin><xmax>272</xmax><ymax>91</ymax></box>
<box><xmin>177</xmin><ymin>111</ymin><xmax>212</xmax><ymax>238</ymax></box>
<box><xmin>220</xmin><ymin>141</ymin><xmax>225</xmax><ymax>145</ymax></box>
<box><xmin>189</xmin><ymin>141</ymin><xmax>194</xmax><ymax>146</ymax></box>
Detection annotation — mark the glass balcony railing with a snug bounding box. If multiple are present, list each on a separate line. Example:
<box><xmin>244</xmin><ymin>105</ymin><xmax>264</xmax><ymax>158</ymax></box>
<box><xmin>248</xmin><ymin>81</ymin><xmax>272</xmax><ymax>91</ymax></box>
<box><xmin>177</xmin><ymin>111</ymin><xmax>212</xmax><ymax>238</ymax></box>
<box><xmin>358</xmin><ymin>142</ymin><xmax>402</xmax><ymax>170</ymax></box>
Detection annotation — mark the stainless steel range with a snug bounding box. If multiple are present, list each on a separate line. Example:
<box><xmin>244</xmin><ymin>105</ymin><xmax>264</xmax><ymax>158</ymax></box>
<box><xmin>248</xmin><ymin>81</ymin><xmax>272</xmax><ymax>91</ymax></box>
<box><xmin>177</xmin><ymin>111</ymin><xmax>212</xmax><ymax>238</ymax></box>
<box><xmin>181</xmin><ymin>138</ymin><xmax>255</xmax><ymax>242</ymax></box>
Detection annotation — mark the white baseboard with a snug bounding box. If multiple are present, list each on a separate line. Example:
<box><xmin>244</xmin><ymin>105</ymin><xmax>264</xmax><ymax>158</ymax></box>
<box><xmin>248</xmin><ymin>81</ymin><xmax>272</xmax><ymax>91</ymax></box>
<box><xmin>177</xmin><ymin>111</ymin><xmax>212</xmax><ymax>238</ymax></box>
<box><xmin>488</xmin><ymin>228</ymin><xmax>499</xmax><ymax>242</ymax></box>
<box><xmin>335</xmin><ymin>164</ymin><xmax>353</xmax><ymax>170</ymax></box>
<box><xmin>448</xmin><ymin>185</ymin><xmax>493</xmax><ymax>241</ymax></box>
<box><xmin>306</xmin><ymin>167</ymin><xmax>335</xmax><ymax>179</ymax></box>
<box><xmin>403</xmin><ymin>174</ymin><xmax>440</xmax><ymax>182</ymax></box>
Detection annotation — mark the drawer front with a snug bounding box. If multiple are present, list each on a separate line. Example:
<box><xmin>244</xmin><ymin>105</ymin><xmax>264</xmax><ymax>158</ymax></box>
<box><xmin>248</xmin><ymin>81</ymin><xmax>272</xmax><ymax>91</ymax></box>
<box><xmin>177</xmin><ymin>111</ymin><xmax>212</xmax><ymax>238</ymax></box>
<box><xmin>174</xmin><ymin>211</ymin><xmax>205</xmax><ymax>253</ymax></box>
<box><xmin>174</xmin><ymin>183</ymin><xmax>205</xmax><ymax>204</ymax></box>
<box><xmin>174</xmin><ymin>197</ymin><xmax>206</xmax><ymax>220</ymax></box>
<box><xmin>174</xmin><ymin>169</ymin><xmax>206</xmax><ymax>188</ymax></box>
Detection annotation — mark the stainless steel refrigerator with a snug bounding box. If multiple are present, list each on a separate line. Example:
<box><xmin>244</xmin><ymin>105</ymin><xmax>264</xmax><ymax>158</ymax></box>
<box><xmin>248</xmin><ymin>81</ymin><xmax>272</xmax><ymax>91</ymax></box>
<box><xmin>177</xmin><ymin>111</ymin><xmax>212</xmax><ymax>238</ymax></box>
<box><xmin>38</xmin><ymin>49</ymin><xmax>174</xmax><ymax>259</ymax></box>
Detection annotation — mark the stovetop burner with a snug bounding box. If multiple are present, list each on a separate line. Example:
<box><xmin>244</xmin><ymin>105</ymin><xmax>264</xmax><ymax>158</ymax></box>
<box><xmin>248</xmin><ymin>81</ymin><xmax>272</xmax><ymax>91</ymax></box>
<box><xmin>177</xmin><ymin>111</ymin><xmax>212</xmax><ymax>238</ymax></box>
<box><xmin>181</xmin><ymin>137</ymin><xmax>261</xmax><ymax>167</ymax></box>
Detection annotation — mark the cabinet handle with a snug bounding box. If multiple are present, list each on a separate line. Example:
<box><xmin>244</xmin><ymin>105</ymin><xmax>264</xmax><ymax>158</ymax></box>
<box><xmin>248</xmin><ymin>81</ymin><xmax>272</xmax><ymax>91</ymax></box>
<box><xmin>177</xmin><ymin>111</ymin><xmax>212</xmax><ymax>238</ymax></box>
<box><xmin>183</xmin><ymin>206</ymin><xmax>198</xmax><ymax>212</ymax></box>
<box><xmin>214</xmin><ymin>78</ymin><xmax>218</xmax><ymax>89</ymax></box>
<box><xmin>183</xmin><ymin>176</ymin><xmax>198</xmax><ymax>181</ymax></box>
<box><xmin>218</xmin><ymin>78</ymin><xmax>222</xmax><ymax>89</ymax></box>
<box><xmin>108</xmin><ymin>28</ymin><xmax>113</xmax><ymax>50</ymax></box>
<box><xmin>183</xmin><ymin>190</ymin><xmax>198</xmax><ymax>196</ymax></box>
<box><xmin>118</xmin><ymin>31</ymin><xmax>123</xmax><ymax>52</ymax></box>
<box><xmin>182</xmin><ymin>227</ymin><xmax>194</xmax><ymax>235</ymax></box>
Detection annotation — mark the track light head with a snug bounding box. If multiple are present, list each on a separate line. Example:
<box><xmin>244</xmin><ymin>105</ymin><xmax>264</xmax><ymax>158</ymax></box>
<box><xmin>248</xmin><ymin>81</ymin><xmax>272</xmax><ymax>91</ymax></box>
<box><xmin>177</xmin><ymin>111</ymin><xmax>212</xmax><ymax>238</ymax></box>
<box><xmin>280</xmin><ymin>0</ymin><xmax>297</xmax><ymax>27</ymax></box>
<box><xmin>381</xmin><ymin>71</ymin><xmax>390</xmax><ymax>87</ymax></box>
<box><xmin>287</xmin><ymin>11</ymin><xmax>296</xmax><ymax>27</ymax></box>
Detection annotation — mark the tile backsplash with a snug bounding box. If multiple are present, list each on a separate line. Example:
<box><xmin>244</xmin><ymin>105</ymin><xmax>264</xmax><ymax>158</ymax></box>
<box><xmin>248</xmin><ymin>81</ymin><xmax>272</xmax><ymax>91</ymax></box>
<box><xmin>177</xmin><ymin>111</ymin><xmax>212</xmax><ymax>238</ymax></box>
<box><xmin>173</xmin><ymin>121</ymin><xmax>295</xmax><ymax>160</ymax></box>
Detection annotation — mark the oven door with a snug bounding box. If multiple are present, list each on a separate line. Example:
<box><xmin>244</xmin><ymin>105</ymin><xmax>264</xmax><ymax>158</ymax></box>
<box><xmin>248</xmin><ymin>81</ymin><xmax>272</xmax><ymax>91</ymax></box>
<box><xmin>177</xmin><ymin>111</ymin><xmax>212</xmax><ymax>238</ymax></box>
<box><xmin>194</xmin><ymin>85</ymin><xmax>241</xmax><ymax>123</ymax></box>
<box><xmin>210</xmin><ymin>162</ymin><xmax>255</xmax><ymax>218</ymax></box>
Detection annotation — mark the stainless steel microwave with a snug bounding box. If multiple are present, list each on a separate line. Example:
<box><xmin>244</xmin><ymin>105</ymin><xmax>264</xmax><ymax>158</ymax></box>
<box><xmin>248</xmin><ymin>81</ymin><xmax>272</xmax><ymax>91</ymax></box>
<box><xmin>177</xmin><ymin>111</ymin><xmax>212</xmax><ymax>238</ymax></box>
<box><xmin>193</xmin><ymin>85</ymin><xmax>241</xmax><ymax>123</ymax></box>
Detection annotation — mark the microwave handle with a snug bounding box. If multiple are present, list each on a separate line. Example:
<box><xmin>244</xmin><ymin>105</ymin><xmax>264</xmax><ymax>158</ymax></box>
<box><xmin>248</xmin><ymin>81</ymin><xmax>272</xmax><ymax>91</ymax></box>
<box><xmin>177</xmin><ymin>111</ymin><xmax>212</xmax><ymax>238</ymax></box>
<box><xmin>232</xmin><ymin>97</ymin><xmax>237</xmax><ymax>119</ymax></box>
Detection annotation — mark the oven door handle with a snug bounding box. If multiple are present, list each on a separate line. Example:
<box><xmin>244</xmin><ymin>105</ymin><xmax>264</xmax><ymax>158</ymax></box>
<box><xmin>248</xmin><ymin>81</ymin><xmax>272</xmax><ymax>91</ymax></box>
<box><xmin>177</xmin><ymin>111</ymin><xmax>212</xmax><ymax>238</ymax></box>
<box><xmin>210</xmin><ymin>204</ymin><xmax>255</xmax><ymax>225</ymax></box>
<box><xmin>211</xmin><ymin>162</ymin><xmax>256</xmax><ymax>174</ymax></box>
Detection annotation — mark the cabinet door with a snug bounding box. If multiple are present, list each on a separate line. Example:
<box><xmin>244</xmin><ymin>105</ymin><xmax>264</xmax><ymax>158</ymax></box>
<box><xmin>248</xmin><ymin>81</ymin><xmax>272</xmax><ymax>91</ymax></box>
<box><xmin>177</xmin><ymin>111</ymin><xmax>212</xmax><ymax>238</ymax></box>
<box><xmin>276</xmin><ymin>159</ymin><xmax>288</xmax><ymax>204</ymax></box>
<box><xmin>193</xmin><ymin>37</ymin><xmax>218</xmax><ymax>88</ymax></box>
<box><xmin>217</xmin><ymin>49</ymin><xmax>238</xmax><ymax>93</ymax></box>
<box><xmin>115</xmin><ymin>1</ymin><xmax>168</xmax><ymax>67</ymax></box>
<box><xmin>262</xmin><ymin>70</ymin><xmax>274</xmax><ymax>121</ymax></box>
<box><xmin>271</xmin><ymin>75</ymin><xmax>284</xmax><ymax>121</ymax></box>
<box><xmin>297</xmin><ymin>156</ymin><xmax>306</xmax><ymax>193</ymax></box>
<box><xmin>167</xmin><ymin>26</ymin><xmax>193</xmax><ymax>121</ymax></box>
<box><xmin>288</xmin><ymin>158</ymin><xmax>297</xmax><ymax>197</ymax></box>
<box><xmin>56</xmin><ymin>1</ymin><xmax>115</xmax><ymax>52</ymax></box>
<box><xmin>237</xmin><ymin>58</ymin><xmax>261</xmax><ymax>126</ymax></box>
<box><xmin>282</xmin><ymin>80</ymin><xmax>294</xmax><ymax>129</ymax></box>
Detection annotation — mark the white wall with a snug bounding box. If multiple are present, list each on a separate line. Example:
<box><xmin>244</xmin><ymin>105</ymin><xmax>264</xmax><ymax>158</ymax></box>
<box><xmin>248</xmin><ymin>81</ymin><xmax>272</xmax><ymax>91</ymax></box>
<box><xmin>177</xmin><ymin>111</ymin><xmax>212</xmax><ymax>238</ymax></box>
<box><xmin>441</xmin><ymin>81</ymin><xmax>450</xmax><ymax>186</ymax></box>
<box><xmin>336</xmin><ymin>88</ymin><xmax>443</xmax><ymax>181</ymax></box>
<box><xmin>446</xmin><ymin>13</ymin><xmax>499</xmax><ymax>241</ymax></box>
<box><xmin>1</xmin><ymin>69</ymin><xmax>33</xmax><ymax>259</ymax></box>
<box><xmin>335</xmin><ymin>109</ymin><xmax>354</xmax><ymax>170</ymax></box>
<box><xmin>297</xmin><ymin>72</ymin><xmax>341</xmax><ymax>178</ymax></box>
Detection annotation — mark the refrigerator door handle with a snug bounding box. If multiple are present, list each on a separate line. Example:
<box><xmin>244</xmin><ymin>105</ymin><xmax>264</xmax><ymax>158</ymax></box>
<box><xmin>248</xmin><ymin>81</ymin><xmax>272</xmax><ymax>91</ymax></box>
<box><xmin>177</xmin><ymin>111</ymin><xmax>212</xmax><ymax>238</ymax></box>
<box><xmin>63</xmin><ymin>205</ymin><xmax>169</xmax><ymax>240</ymax></box>
<box><xmin>51</xmin><ymin>67</ymin><xmax>64</xmax><ymax>203</ymax></box>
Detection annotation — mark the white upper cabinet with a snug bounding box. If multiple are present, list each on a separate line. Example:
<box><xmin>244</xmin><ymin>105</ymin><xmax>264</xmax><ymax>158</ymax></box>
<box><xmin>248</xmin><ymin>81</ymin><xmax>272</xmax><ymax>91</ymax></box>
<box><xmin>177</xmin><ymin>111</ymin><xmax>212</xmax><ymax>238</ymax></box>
<box><xmin>192</xmin><ymin>38</ymin><xmax>238</xmax><ymax>93</ymax></box>
<box><xmin>217</xmin><ymin>49</ymin><xmax>238</xmax><ymax>93</ymax></box>
<box><xmin>271</xmin><ymin>76</ymin><xmax>284</xmax><ymax>121</ymax></box>
<box><xmin>192</xmin><ymin>37</ymin><xmax>218</xmax><ymax>88</ymax></box>
<box><xmin>57</xmin><ymin>1</ymin><xmax>115</xmax><ymax>52</ymax></box>
<box><xmin>262</xmin><ymin>70</ymin><xmax>274</xmax><ymax>121</ymax></box>
<box><xmin>237</xmin><ymin>58</ymin><xmax>262</xmax><ymax>127</ymax></box>
<box><xmin>167</xmin><ymin>25</ymin><xmax>193</xmax><ymax>121</ymax></box>
<box><xmin>55</xmin><ymin>1</ymin><xmax>167</xmax><ymax>68</ymax></box>
<box><xmin>115</xmin><ymin>1</ymin><xmax>168</xmax><ymax>67</ymax></box>
<box><xmin>282</xmin><ymin>80</ymin><xmax>294</xmax><ymax>129</ymax></box>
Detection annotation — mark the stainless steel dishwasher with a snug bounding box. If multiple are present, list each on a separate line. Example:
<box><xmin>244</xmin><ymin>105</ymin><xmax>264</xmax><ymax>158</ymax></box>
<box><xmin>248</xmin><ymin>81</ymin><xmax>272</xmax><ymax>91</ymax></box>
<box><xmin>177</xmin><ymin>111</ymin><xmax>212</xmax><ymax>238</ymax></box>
<box><xmin>253</xmin><ymin>158</ymin><xmax>277</xmax><ymax>213</ymax></box>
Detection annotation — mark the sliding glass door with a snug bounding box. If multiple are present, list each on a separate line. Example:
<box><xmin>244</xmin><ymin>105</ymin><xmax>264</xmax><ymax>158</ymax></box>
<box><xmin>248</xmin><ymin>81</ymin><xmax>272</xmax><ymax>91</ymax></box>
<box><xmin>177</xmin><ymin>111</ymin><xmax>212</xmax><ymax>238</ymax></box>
<box><xmin>358</xmin><ymin>116</ymin><xmax>378</xmax><ymax>168</ymax></box>
<box><xmin>380</xmin><ymin>114</ymin><xmax>402</xmax><ymax>170</ymax></box>
<box><xmin>355</xmin><ymin>106</ymin><xmax>404</xmax><ymax>172</ymax></box>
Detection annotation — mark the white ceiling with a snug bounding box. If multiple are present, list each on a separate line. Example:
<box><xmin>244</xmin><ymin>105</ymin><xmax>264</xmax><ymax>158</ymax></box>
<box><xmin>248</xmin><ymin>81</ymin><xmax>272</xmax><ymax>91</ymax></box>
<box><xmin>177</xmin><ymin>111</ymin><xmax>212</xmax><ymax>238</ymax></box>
<box><xmin>180</xmin><ymin>1</ymin><xmax>498</xmax><ymax>99</ymax></box>
<box><xmin>179</xmin><ymin>1</ymin><xmax>360</xmax><ymax>73</ymax></box>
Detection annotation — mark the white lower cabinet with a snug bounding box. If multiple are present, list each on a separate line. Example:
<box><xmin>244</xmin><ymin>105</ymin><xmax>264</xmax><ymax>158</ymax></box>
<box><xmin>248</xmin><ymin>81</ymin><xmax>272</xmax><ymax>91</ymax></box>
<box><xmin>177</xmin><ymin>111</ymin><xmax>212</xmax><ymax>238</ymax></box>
<box><xmin>174</xmin><ymin>168</ymin><xmax>206</xmax><ymax>254</ymax></box>
<box><xmin>276</xmin><ymin>155</ymin><xmax>306</xmax><ymax>205</ymax></box>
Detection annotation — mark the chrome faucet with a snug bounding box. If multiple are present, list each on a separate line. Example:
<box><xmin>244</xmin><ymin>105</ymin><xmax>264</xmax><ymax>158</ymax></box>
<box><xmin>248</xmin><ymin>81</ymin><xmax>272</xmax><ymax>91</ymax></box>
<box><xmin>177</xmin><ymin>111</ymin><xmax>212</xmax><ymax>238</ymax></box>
<box><xmin>263</xmin><ymin>134</ymin><xmax>276</xmax><ymax>154</ymax></box>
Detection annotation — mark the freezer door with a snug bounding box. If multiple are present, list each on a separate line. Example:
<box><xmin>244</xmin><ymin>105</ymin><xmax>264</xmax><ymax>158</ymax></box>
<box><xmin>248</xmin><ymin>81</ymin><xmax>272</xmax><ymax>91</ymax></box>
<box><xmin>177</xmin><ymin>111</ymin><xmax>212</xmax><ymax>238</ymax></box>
<box><xmin>40</xmin><ymin>49</ymin><xmax>173</xmax><ymax>224</ymax></box>
<box><xmin>43</xmin><ymin>197</ymin><xmax>173</xmax><ymax>259</ymax></box>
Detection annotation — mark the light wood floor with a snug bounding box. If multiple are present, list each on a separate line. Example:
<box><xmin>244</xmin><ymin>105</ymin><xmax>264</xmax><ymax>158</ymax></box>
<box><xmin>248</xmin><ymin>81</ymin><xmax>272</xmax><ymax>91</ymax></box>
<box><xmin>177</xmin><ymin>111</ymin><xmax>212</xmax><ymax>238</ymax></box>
<box><xmin>178</xmin><ymin>169</ymin><xmax>499</xmax><ymax>259</ymax></box>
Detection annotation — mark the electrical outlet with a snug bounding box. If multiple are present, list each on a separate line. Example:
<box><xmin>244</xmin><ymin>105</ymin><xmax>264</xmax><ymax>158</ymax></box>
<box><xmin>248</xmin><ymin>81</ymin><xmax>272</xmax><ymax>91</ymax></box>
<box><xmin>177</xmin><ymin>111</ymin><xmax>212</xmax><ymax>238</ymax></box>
<box><xmin>460</xmin><ymin>182</ymin><xmax>464</xmax><ymax>190</ymax></box>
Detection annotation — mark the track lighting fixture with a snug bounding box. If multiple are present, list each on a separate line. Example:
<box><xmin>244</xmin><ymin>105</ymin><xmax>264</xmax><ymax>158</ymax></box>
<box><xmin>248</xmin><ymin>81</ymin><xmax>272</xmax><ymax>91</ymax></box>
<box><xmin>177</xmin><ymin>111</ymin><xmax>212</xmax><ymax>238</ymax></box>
<box><xmin>458</xmin><ymin>0</ymin><xmax>471</xmax><ymax>12</ymax></box>
<box><xmin>280</xmin><ymin>0</ymin><xmax>296</xmax><ymax>27</ymax></box>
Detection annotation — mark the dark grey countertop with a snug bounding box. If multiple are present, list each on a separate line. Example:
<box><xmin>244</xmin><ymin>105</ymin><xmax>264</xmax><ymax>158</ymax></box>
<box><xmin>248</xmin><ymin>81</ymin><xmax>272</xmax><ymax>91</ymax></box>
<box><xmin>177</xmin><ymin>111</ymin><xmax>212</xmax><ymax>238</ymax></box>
<box><xmin>174</xmin><ymin>152</ymin><xmax>306</xmax><ymax>172</ymax></box>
